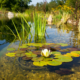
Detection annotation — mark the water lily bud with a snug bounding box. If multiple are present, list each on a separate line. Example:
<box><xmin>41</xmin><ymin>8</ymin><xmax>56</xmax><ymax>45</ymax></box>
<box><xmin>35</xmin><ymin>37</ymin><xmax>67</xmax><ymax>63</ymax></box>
<box><xmin>41</xmin><ymin>49</ymin><xmax>51</xmax><ymax>57</ymax></box>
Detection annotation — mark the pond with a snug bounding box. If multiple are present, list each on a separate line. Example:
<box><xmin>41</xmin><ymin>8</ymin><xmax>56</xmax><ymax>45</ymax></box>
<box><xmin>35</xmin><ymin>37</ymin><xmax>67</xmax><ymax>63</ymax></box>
<box><xmin>0</xmin><ymin>17</ymin><xmax>80</xmax><ymax>80</ymax></box>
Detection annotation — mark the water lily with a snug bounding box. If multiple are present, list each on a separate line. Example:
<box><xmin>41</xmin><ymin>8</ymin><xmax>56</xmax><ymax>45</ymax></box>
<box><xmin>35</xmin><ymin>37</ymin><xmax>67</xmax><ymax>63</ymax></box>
<box><xmin>41</xmin><ymin>49</ymin><xmax>51</xmax><ymax>57</ymax></box>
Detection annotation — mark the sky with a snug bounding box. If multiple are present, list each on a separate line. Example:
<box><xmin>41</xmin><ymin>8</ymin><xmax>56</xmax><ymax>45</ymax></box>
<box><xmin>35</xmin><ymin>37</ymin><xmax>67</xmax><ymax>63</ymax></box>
<box><xmin>29</xmin><ymin>0</ymin><xmax>51</xmax><ymax>5</ymax></box>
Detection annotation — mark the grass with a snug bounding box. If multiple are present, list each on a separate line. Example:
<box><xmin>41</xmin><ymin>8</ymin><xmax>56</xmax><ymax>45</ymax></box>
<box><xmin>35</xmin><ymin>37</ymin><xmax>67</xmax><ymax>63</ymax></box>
<box><xmin>11</xmin><ymin>14</ymin><xmax>32</xmax><ymax>43</ymax></box>
<box><xmin>33</xmin><ymin>12</ymin><xmax>46</xmax><ymax>37</ymax></box>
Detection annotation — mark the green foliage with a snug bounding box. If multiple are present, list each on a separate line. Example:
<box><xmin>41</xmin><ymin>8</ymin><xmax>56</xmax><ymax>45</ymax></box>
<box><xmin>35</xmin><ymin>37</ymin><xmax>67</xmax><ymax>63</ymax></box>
<box><xmin>33</xmin><ymin>12</ymin><xmax>46</xmax><ymax>38</ymax></box>
<box><xmin>6</xmin><ymin>42</ymin><xmax>80</xmax><ymax>67</ymax></box>
<box><xmin>0</xmin><ymin>0</ymin><xmax>32</xmax><ymax>11</ymax></box>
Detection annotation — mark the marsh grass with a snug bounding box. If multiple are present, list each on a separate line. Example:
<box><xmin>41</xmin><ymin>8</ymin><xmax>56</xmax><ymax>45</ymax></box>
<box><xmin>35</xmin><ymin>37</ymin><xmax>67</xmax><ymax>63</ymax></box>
<box><xmin>56</xmin><ymin>12</ymin><xmax>70</xmax><ymax>27</ymax></box>
<box><xmin>78</xmin><ymin>19</ymin><xmax>80</xmax><ymax>32</ymax></box>
<box><xmin>11</xmin><ymin>14</ymin><xmax>32</xmax><ymax>43</ymax></box>
<box><xmin>33</xmin><ymin>12</ymin><xmax>46</xmax><ymax>37</ymax></box>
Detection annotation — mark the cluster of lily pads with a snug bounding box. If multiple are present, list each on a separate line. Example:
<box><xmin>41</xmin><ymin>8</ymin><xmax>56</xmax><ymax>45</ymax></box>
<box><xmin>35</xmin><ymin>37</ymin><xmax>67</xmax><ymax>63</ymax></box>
<box><xmin>6</xmin><ymin>43</ymin><xmax>80</xmax><ymax>66</ymax></box>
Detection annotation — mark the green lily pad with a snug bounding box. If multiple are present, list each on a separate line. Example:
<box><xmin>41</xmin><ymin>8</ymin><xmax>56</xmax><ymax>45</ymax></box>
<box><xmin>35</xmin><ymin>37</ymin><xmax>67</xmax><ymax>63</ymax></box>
<box><xmin>27</xmin><ymin>47</ymin><xmax>36</xmax><ymax>50</ymax></box>
<box><xmin>54</xmin><ymin>55</ymin><xmax>73</xmax><ymax>62</ymax></box>
<box><xmin>51</xmin><ymin>51</ymin><xmax>61</xmax><ymax>55</ymax></box>
<box><xmin>47</xmin><ymin>60</ymin><xmax>62</xmax><ymax>66</ymax></box>
<box><xmin>59</xmin><ymin>49</ymin><xmax>69</xmax><ymax>52</ymax></box>
<box><xmin>15</xmin><ymin>53</ymin><xmax>25</xmax><ymax>57</ymax></box>
<box><xmin>6</xmin><ymin>52</ymin><xmax>16</xmax><ymax>57</ymax></box>
<box><xmin>32</xmin><ymin>57</ymin><xmax>43</xmax><ymax>61</ymax></box>
<box><xmin>56</xmin><ymin>43</ymin><xmax>68</xmax><ymax>47</ymax></box>
<box><xmin>33</xmin><ymin>61</ymin><xmax>47</xmax><ymax>66</ymax></box>
<box><xmin>25</xmin><ymin>52</ymin><xmax>37</xmax><ymax>57</ymax></box>
<box><xmin>71</xmin><ymin>51</ymin><xmax>80</xmax><ymax>55</ymax></box>
<box><xmin>19</xmin><ymin>45</ymin><xmax>28</xmax><ymax>48</ymax></box>
<box><xmin>43</xmin><ymin>57</ymin><xmax>53</xmax><ymax>61</ymax></box>
<box><xmin>7</xmin><ymin>48</ymin><xmax>16</xmax><ymax>51</ymax></box>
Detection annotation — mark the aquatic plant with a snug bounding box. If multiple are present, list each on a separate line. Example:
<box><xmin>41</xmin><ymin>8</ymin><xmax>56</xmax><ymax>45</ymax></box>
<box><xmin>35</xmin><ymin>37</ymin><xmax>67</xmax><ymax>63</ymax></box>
<box><xmin>41</xmin><ymin>49</ymin><xmax>51</xmax><ymax>57</ymax></box>
<box><xmin>6</xmin><ymin>42</ymin><xmax>80</xmax><ymax>67</ymax></box>
<box><xmin>12</xmin><ymin>15</ymin><xmax>32</xmax><ymax>43</ymax></box>
<box><xmin>78</xmin><ymin>19</ymin><xmax>80</xmax><ymax>32</ymax></box>
<box><xmin>33</xmin><ymin>12</ymin><xmax>46</xmax><ymax>37</ymax></box>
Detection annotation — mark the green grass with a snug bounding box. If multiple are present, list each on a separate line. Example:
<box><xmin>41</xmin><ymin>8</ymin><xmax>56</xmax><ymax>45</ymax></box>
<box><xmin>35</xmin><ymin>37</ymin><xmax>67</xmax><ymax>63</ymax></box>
<box><xmin>33</xmin><ymin>12</ymin><xmax>46</xmax><ymax>37</ymax></box>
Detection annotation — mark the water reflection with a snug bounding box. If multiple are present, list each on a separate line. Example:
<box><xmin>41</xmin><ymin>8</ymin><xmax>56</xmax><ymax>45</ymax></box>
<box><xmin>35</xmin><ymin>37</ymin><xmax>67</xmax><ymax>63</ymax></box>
<box><xmin>0</xmin><ymin>18</ymin><xmax>80</xmax><ymax>80</ymax></box>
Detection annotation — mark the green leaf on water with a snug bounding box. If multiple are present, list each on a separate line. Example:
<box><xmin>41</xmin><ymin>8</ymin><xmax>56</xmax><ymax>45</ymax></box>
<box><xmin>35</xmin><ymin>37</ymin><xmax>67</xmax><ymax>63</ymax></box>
<box><xmin>54</xmin><ymin>55</ymin><xmax>73</xmax><ymax>62</ymax></box>
<box><xmin>19</xmin><ymin>45</ymin><xmax>28</xmax><ymax>48</ymax></box>
<box><xmin>43</xmin><ymin>57</ymin><xmax>53</xmax><ymax>61</ymax></box>
<box><xmin>33</xmin><ymin>61</ymin><xmax>47</xmax><ymax>66</ymax></box>
<box><xmin>32</xmin><ymin>57</ymin><xmax>43</xmax><ymax>61</ymax></box>
<box><xmin>6</xmin><ymin>52</ymin><xmax>16</xmax><ymax>57</ymax></box>
<box><xmin>15</xmin><ymin>53</ymin><xmax>25</xmax><ymax>57</ymax></box>
<box><xmin>56</xmin><ymin>43</ymin><xmax>68</xmax><ymax>47</ymax></box>
<box><xmin>71</xmin><ymin>51</ymin><xmax>80</xmax><ymax>55</ymax></box>
<box><xmin>51</xmin><ymin>51</ymin><xmax>61</xmax><ymax>55</ymax></box>
<box><xmin>7</xmin><ymin>48</ymin><xmax>16</xmax><ymax>51</ymax></box>
<box><xmin>25</xmin><ymin>52</ymin><xmax>37</xmax><ymax>57</ymax></box>
<box><xmin>47</xmin><ymin>60</ymin><xmax>62</xmax><ymax>66</ymax></box>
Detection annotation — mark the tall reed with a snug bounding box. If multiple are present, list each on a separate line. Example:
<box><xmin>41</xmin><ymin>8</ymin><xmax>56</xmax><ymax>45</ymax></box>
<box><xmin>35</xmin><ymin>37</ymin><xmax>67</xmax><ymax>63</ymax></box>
<box><xmin>12</xmin><ymin>15</ymin><xmax>32</xmax><ymax>43</ymax></box>
<box><xmin>33</xmin><ymin>12</ymin><xmax>46</xmax><ymax>37</ymax></box>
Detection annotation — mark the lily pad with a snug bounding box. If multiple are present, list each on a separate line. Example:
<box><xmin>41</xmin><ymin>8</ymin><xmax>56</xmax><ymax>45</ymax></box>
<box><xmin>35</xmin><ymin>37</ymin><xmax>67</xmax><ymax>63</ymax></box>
<box><xmin>33</xmin><ymin>61</ymin><xmax>47</xmax><ymax>66</ymax></box>
<box><xmin>15</xmin><ymin>53</ymin><xmax>25</xmax><ymax>57</ymax></box>
<box><xmin>32</xmin><ymin>57</ymin><xmax>43</xmax><ymax>61</ymax></box>
<box><xmin>56</xmin><ymin>43</ymin><xmax>68</xmax><ymax>47</ymax></box>
<box><xmin>67</xmin><ymin>48</ymin><xmax>79</xmax><ymax>51</ymax></box>
<box><xmin>7</xmin><ymin>48</ymin><xmax>16</xmax><ymax>51</ymax></box>
<box><xmin>47</xmin><ymin>60</ymin><xmax>62</xmax><ymax>66</ymax></box>
<box><xmin>64</xmin><ymin>52</ymin><xmax>80</xmax><ymax>57</ymax></box>
<box><xmin>19</xmin><ymin>45</ymin><xmax>28</xmax><ymax>48</ymax></box>
<box><xmin>51</xmin><ymin>51</ymin><xmax>61</xmax><ymax>55</ymax></box>
<box><xmin>43</xmin><ymin>57</ymin><xmax>53</xmax><ymax>61</ymax></box>
<box><xmin>25</xmin><ymin>52</ymin><xmax>37</xmax><ymax>57</ymax></box>
<box><xmin>32</xmin><ymin>50</ymin><xmax>41</xmax><ymax>55</ymax></box>
<box><xmin>59</xmin><ymin>49</ymin><xmax>70</xmax><ymax>52</ymax></box>
<box><xmin>6</xmin><ymin>52</ymin><xmax>16</xmax><ymax>57</ymax></box>
<box><xmin>22</xmin><ymin>56</ymin><xmax>32</xmax><ymax>60</ymax></box>
<box><xmin>54</xmin><ymin>55</ymin><xmax>73</xmax><ymax>62</ymax></box>
<box><xmin>70</xmin><ymin>51</ymin><xmax>80</xmax><ymax>55</ymax></box>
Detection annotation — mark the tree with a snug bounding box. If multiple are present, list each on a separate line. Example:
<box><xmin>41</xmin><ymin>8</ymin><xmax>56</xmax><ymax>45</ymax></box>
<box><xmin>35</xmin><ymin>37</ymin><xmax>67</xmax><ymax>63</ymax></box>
<box><xmin>0</xmin><ymin>0</ymin><xmax>32</xmax><ymax>11</ymax></box>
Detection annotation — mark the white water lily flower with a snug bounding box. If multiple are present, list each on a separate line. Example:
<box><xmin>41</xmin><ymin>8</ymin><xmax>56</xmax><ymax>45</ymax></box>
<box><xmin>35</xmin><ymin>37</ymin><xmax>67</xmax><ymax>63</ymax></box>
<box><xmin>41</xmin><ymin>49</ymin><xmax>51</xmax><ymax>57</ymax></box>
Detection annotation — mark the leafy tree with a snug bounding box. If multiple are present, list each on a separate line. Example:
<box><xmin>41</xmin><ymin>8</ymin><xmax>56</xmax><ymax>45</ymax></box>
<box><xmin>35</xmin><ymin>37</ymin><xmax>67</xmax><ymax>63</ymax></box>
<box><xmin>0</xmin><ymin>0</ymin><xmax>32</xmax><ymax>11</ymax></box>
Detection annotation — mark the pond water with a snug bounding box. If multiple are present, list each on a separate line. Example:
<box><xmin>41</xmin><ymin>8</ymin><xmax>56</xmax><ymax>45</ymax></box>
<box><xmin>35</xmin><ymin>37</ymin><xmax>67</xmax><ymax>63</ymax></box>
<box><xmin>0</xmin><ymin>18</ymin><xmax>80</xmax><ymax>80</ymax></box>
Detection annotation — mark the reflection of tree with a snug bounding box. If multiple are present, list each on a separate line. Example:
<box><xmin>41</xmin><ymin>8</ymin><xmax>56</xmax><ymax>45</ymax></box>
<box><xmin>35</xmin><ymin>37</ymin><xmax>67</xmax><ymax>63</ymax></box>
<box><xmin>0</xmin><ymin>18</ymin><xmax>23</xmax><ymax>43</ymax></box>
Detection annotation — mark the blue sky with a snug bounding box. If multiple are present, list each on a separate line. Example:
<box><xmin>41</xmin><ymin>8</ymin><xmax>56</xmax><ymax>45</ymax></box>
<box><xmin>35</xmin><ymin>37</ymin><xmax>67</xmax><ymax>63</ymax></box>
<box><xmin>29</xmin><ymin>0</ymin><xmax>51</xmax><ymax>5</ymax></box>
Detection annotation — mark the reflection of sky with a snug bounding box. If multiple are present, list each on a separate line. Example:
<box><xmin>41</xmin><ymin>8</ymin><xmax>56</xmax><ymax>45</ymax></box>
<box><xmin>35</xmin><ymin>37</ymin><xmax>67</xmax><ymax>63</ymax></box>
<box><xmin>29</xmin><ymin>0</ymin><xmax>51</xmax><ymax>5</ymax></box>
<box><xmin>0</xmin><ymin>40</ymin><xmax>9</xmax><ymax>51</ymax></box>
<box><xmin>46</xmin><ymin>27</ymin><xmax>72</xmax><ymax>44</ymax></box>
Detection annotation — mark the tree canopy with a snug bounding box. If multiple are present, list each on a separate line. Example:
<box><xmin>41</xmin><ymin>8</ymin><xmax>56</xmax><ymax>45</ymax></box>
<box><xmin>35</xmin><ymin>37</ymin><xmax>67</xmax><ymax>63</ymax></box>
<box><xmin>0</xmin><ymin>0</ymin><xmax>32</xmax><ymax>11</ymax></box>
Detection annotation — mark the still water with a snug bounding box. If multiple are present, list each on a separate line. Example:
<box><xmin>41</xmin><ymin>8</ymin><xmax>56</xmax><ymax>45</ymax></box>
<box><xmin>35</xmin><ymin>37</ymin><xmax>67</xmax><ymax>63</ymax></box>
<box><xmin>0</xmin><ymin>18</ymin><xmax>80</xmax><ymax>80</ymax></box>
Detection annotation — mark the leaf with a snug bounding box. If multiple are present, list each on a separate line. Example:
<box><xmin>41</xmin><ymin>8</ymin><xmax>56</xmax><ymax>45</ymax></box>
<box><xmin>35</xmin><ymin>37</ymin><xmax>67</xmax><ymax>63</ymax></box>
<box><xmin>6</xmin><ymin>52</ymin><xmax>16</xmax><ymax>57</ymax></box>
<box><xmin>51</xmin><ymin>51</ymin><xmax>61</xmax><ymax>55</ymax></box>
<box><xmin>25</xmin><ymin>52</ymin><xmax>37</xmax><ymax>57</ymax></box>
<box><xmin>47</xmin><ymin>60</ymin><xmax>62</xmax><ymax>66</ymax></box>
<box><xmin>15</xmin><ymin>53</ymin><xmax>25</xmax><ymax>57</ymax></box>
<box><xmin>32</xmin><ymin>57</ymin><xmax>43</xmax><ymax>61</ymax></box>
<box><xmin>43</xmin><ymin>57</ymin><xmax>53</xmax><ymax>61</ymax></box>
<box><xmin>33</xmin><ymin>61</ymin><xmax>47</xmax><ymax>66</ymax></box>
<box><xmin>70</xmin><ymin>51</ymin><xmax>80</xmax><ymax>55</ymax></box>
<box><xmin>59</xmin><ymin>49</ymin><xmax>69</xmax><ymax>52</ymax></box>
<box><xmin>7</xmin><ymin>48</ymin><xmax>16</xmax><ymax>51</ymax></box>
<box><xmin>54</xmin><ymin>55</ymin><xmax>73</xmax><ymax>62</ymax></box>
<box><xmin>56</xmin><ymin>43</ymin><xmax>68</xmax><ymax>47</ymax></box>
<box><xmin>19</xmin><ymin>45</ymin><xmax>28</xmax><ymax>48</ymax></box>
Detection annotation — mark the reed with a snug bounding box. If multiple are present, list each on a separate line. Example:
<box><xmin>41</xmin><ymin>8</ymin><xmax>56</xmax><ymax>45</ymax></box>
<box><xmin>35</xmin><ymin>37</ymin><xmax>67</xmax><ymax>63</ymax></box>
<box><xmin>78</xmin><ymin>19</ymin><xmax>80</xmax><ymax>32</ymax></box>
<box><xmin>33</xmin><ymin>12</ymin><xmax>46</xmax><ymax>37</ymax></box>
<box><xmin>12</xmin><ymin>15</ymin><xmax>32</xmax><ymax>43</ymax></box>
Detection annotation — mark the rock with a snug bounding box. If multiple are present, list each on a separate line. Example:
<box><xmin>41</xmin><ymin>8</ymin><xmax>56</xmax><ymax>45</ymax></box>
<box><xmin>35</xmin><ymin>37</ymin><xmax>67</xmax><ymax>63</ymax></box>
<box><xmin>7</xmin><ymin>11</ymin><xmax>14</xmax><ymax>19</ymax></box>
<box><xmin>47</xmin><ymin>15</ymin><xmax>53</xmax><ymax>25</ymax></box>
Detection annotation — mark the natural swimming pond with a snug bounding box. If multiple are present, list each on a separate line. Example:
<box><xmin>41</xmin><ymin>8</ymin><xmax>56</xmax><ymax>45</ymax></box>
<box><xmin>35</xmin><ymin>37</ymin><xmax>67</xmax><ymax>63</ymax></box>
<box><xmin>0</xmin><ymin>18</ymin><xmax>80</xmax><ymax>80</ymax></box>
